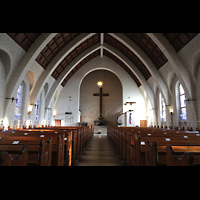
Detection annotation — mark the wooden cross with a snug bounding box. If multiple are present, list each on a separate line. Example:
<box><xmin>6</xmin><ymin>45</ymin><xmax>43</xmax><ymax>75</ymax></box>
<box><xmin>93</xmin><ymin>87</ymin><xmax>109</xmax><ymax>118</ymax></box>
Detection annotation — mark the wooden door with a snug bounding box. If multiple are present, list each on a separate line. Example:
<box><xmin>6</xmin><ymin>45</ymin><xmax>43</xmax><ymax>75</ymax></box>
<box><xmin>140</xmin><ymin>120</ymin><xmax>147</xmax><ymax>127</ymax></box>
<box><xmin>55</xmin><ymin>119</ymin><xmax>61</xmax><ymax>126</ymax></box>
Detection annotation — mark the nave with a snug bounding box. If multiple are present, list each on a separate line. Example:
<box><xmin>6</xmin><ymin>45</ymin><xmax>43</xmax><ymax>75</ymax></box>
<box><xmin>76</xmin><ymin>126</ymin><xmax>122</xmax><ymax>166</ymax></box>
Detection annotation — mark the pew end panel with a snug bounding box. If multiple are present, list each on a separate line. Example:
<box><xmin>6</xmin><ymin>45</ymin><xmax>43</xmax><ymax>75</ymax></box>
<box><xmin>145</xmin><ymin>138</ymin><xmax>158</xmax><ymax>166</ymax></box>
<box><xmin>0</xmin><ymin>151</ymin><xmax>11</xmax><ymax>166</ymax></box>
<box><xmin>39</xmin><ymin>137</ymin><xmax>52</xmax><ymax>166</ymax></box>
<box><xmin>166</xmin><ymin>145</ymin><xmax>194</xmax><ymax>166</ymax></box>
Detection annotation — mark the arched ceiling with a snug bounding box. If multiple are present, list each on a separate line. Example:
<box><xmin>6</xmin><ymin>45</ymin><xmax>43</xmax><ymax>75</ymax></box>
<box><xmin>7</xmin><ymin>32</ymin><xmax>198</xmax><ymax>89</ymax></box>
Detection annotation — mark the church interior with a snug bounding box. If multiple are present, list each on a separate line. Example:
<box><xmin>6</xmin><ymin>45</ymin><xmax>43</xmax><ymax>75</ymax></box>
<box><xmin>0</xmin><ymin>33</ymin><xmax>200</xmax><ymax>166</ymax></box>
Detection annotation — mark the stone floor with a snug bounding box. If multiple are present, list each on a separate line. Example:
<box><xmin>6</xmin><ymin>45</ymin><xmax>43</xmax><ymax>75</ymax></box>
<box><xmin>76</xmin><ymin>126</ymin><xmax>123</xmax><ymax>166</ymax></box>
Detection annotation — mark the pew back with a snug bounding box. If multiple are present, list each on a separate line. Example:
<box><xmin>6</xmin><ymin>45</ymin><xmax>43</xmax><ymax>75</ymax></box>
<box><xmin>107</xmin><ymin>126</ymin><xmax>200</xmax><ymax>166</ymax></box>
<box><xmin>145</xmin><ymin>138</ymin><xmax>157</xmax><ymax>166</ymax></box>
<box><xmin>39</xmin><ymin>138</ymin><xmax>52</xmax><ymax>166</ymax></box>
<box><xmin>0</xmin><ymin>125</ymin><xmax>93</xmax><ymax>166</ymax></box>
<box><xmin>0</xmin><ymin>145</ymin><xmax>28</xmax><ymax>166</ymax></box>
<box><xmin>166</xmin><ymin>145</ymin><xmax>194</xmax><ymax>166</ymax></box>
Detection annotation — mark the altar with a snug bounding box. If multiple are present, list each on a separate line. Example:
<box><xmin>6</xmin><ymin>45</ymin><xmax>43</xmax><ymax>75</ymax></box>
<box><xmin>94</xmin><ymin>120</ymin><xmax>107</xmax><ymax>126</ymax></box>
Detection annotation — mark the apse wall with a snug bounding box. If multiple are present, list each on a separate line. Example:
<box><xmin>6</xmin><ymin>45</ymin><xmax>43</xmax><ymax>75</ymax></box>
<box><xmin>80</xmin><ymin>70</ymin><xmax>123</xmax><ymax>126</ymax></box>
<box><xmin>55</xmin><ymin>56</ymin><xmax>147</xmax><ymax>126</ymax></box>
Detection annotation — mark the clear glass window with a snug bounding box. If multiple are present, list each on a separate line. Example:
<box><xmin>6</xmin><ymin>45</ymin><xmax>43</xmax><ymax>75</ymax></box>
<box><xmin>15</xmin><ymin>83</ymin><xmax>23</xmax><ymax>120</ymax></box>
<box><xmin>179</xmin><ymin>84</ymin><xmax>187</xmax><ymax>120</ymax></box>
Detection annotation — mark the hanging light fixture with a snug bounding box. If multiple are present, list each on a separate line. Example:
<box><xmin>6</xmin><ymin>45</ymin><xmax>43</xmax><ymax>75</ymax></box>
<box><xmin>97</xmin><ymin>80</ymin><xmax>103</xmax><ymax>88</ymax></box>
<box><xmin>97</xmin><ymin>69</ymin><xmax>104</xmax><ymax>88</ymax></box>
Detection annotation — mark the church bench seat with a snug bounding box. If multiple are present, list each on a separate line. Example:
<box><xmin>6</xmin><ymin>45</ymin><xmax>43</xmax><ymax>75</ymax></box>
<box><xmin>0</xmin><ymin>151</ymin><xmax>12</xmax><ymax>166</ymax></box>
<box><xmin>144</xmin><ymin>138</ymin><xmax>199</xmax><ymax>166</ymax></box>
<box><xmin>0</xmin><ymin>126</ymin><xmax>93</xmax><ymax>166</ymax></box>
<box><xmin>116</xmin><ymin>126</ymin><xmax>199</xmax><ymax>135</ymax></box>
<box><xmin>0</xmin><ymin>129</ymin><xmax>74</xmax><ymax>166</ymax></box>
<box><xmin>29</xmin><ymin>125</ymin><xmax>94</xmax><ymax>161</ymax></box>
<box><xmin>0</xmin><ymin>144</ymin><xmax>28</xmax><ymax>166</ymax></box>
<box><xmin>38</xmin><ymin>138</ymin><xmax>52</xmax><ymax>166</ymax></box>
<box><xmin>0</xmin><ymin>134</ymin><xmax>66</xmax><ymax>166</ymax></box>
<box><xmin>145</xmin><ymin>138</ymin><xmax>157</xmax><ymax>166</ymax></box>
<box><xmin>132</xmin><ymin>133</ymin><xmax>200</xmax><ymax>166</ymax></box>
<box><xmin>0</xmin><ymin>137</ymin><xmax>52</xmax><ymax>166</ymax></box>
<box><xmin>135</xmin><ymin>135</ymin><xmax>200</xmax><ymax>166</ymax></box>
<box><xmin>166</xmin><ymin>145</ymin><xmax>194</xmax><ymax>166</ymax></box>
<box><xmin>138</xmin><ymin>138</ymin><xmax>200</xmax><ymax>166</ymax></box>
<box><xmin>107</xmin><ymin>126</ymin><xmax>200</xmax><ymax>166</ymax></box>
<box><xmin>0</xmin><ymin>136</ymin><xmax>61</xmax><ymax>166</ymax></box>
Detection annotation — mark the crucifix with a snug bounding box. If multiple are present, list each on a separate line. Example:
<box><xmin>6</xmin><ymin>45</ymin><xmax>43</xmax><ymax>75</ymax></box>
<box><xmin>93</xmin><ymin>87</ymin><xmax>109</xmax><ymax>118</ymax></box>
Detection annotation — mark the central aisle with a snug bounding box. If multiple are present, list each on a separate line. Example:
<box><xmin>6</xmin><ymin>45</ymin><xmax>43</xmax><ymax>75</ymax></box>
<box><xmin>76</xmin><ymin>126</ymin><xmax>123</xmax><ymax>166</ymax></box>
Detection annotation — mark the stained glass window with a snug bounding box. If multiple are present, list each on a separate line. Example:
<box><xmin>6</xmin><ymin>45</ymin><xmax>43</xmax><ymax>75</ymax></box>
<box><xmin>179</xmin><ymin>84</ymin><xmax>187</xmax><ymax>120</ymax></box>
<box><xmin>15</xmin><ymin>83</ymin><xmax>23</xmax><ymax>120</ymax></box>
<box><xmin>35</xmin><ymin>99</ymin><xmax>40</xmax><ymax>121</ymax></box>
<box><xmin>36</xmin><ymin>92</ymin><xmax>43</xmax><ymax>121</ymax></box>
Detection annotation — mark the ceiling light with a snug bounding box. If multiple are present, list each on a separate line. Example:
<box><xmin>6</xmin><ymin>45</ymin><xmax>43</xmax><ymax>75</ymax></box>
<box><xmin>97</xmin><ymin>80</ymin><xmax>103</xmax><ymax>88</ymax></box>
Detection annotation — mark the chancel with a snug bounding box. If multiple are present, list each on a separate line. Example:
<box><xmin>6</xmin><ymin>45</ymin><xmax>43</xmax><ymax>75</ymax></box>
<box><xmin>0</xmin><ymin>33</ymin><xmax>200</xmax><ymax>166</ymax></box>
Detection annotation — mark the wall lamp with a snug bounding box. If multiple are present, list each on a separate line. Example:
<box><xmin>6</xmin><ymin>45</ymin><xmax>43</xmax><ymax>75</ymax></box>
<box><xmin>185</xmin><ymin>98</ymin><xmax>196</xmax><ymax>103</ymax></box>
<box><xmin>31</xmin><ymin>103</ymin><xmax>37</xmax><ymax>108</ymax></box>
<box><xmin>5</xmin><ymin>97</ymin><xmax>18</xmax><ymax>103</ymax></box>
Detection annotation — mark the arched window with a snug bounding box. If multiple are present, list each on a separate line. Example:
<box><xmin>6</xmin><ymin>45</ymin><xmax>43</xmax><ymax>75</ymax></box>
<box><xmin>15</xmin><ymin>83</ymin><xmax>23</xmax><ymax>120</ymax></box>
<box><xmin>35</xmin><ymin>92</ymin><xmax>43</xmax><ymax>121</ymax></box>
<box><xmin>35</xmin><ymin>98</ymin><xmax>40</xmax><ymax>121</ymax></box>
<box><xmin>159</xmin><ymin>92</ymin><xmax>166</xmax><ymax>122</ymax></box>
<box><xmin>47</xmin><ymin>108</ymin><xmax>51</xmax><ymax>122</ymax></box>
<box><xmin>179</xmin><ymin>84</ymin><xmax>187</xmax><ymax>120</ymax></box>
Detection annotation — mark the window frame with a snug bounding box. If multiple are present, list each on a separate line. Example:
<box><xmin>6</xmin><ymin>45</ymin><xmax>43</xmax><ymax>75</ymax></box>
<box><xmin>179</xmin><ymin>84</ymin><xmax>187</xmax><ymax>121</ymax></box>
<box><xmin>14</xmin><ymin>83</ymin><xmax>23</xmax><ymax>120</ymax></box>
<box><xmin>159</xmin><ymin>92</ymin><xmax>166</xmax><ymax>122</ymax></box>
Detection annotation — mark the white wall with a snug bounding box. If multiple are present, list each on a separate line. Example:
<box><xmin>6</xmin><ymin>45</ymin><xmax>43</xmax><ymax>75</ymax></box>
<box><xmin>1</xmin><ymin>33</ymin><xmax>200</xmax><ymax>130</ymax></box>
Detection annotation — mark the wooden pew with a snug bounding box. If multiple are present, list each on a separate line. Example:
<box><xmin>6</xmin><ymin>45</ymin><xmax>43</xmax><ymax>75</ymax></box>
<box><xmin>0</xmin><ymin>151</ymin><xmax>11</xmax><ymax>166</ymax></box>
<box><xmin>133</xmin><ymin>134</ymin><xmax>144</xmax><ymax>166</ymax></box>
<box><xmin>0</xmin><ymin>129</ymin><xmax>72</xmax><ymax>166</ymax></box>
<box><xmin>25</xmin><ymin>134</ymin><xmax>65</xmax><ymax>166</ymax></box>
<box><xmin>145</xmin><ymin>138</ymin><xmax>157</xmax><ymax>166</ymax></box>
<box><xmin>107</xmin><ymin>126</ymin><xmax>200</xmax><ymax>166</ymax></box>
<box><xmin>0</xmin><ymin>134</ymin><xmax>66</xmax><ymax>166</ymax></box>
<box><xmin>12</xmin><ymin>144</ymin><xmax>29</xmax><ymax>166</ymax></box>
<box><xmin>166</xmin><ymin>145</ymin><xmax>194</xmax><ymax>166</ymax></box>
<box><xmin>138</xmin><ymin>136</ymin><xmax>200</xmax><ymax>166</ymax></box>
<box><xmin>27</xmin><ymin>125</ymin><xmax>94</xmax><ymax>164</ymax></box>
<box><xmin>0</xmin><ymin>137</ymin><xmax>52</xmax><ymax>166</ymax></box>
<box><xmin>144</xmin><ymin>138</ymin><xmax>195</xmax><ymax>166</ymax></box>
<box><xmin>39</xmin><ymin>138</ymin><xmax>52</xmax><ymax>166</ymax></box>
<box><xmin>0</xmin><ymin>125</ymin><xmax>93</xmax><ymax>166</ymax></box>
<box><xmin>0</xmin><ymin>145</ymin><xmax>28</xmax><ymax>166</ymax></box>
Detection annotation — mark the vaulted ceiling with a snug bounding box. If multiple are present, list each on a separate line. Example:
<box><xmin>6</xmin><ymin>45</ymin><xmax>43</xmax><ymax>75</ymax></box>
<box><xmin>7</xmin><ymin>33</ymin><xmax>198</xmax><ymax>88</ymax></box>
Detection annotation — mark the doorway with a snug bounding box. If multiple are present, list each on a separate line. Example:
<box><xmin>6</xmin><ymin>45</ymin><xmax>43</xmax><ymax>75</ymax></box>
<box><xmin>140</xmin><ymin>120</ymin><xmax>147</xmax><ymax>127</ymax></box>
<box><xmin>55</xmin><ymin>119</ymin><xmax>61</xmax><ymax>126</ymax></box>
